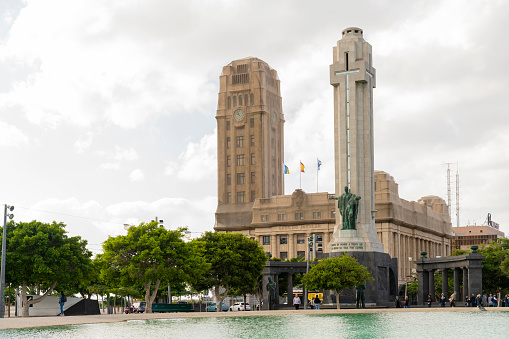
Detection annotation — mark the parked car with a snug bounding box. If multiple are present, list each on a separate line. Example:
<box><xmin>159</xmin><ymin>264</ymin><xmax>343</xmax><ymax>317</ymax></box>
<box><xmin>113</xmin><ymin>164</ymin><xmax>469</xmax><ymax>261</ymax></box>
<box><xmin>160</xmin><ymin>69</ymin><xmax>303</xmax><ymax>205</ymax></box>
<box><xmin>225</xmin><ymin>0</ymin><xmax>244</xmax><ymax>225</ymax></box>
<box><xmin>229</xmin><ymin>302</ymin><xmax>252</xmax><ymax>311</ymax></box>
<box><xmin>137</xmin><ymin>302</ymin><xmax>146</xmax><ymax>313</ymax></box>
<box><xmin>206</xmin><ymin>302</ymin><xmax>229</xmax><ymax>312</ymax></box>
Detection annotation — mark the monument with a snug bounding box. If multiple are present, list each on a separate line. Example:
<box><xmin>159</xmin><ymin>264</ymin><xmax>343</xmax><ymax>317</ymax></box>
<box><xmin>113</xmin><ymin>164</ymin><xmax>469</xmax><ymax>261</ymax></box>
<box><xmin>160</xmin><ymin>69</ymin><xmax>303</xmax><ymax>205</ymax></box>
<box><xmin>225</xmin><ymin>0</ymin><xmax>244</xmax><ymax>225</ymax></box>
<box><xmin>328</xmin><ymin>27</ymin><xmax>398</xmax><ymax>305</ymax></box>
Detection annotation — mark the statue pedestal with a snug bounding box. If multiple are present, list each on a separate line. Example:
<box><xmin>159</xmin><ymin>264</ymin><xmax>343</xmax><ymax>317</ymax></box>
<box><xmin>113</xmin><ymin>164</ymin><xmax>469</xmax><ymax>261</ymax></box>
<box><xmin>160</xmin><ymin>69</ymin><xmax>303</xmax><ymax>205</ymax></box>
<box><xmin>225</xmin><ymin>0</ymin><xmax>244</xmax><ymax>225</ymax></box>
<box><xmin>328</xmin><ymin>223</ymin><xmax>384</xmax><ymax>253</ymax></box>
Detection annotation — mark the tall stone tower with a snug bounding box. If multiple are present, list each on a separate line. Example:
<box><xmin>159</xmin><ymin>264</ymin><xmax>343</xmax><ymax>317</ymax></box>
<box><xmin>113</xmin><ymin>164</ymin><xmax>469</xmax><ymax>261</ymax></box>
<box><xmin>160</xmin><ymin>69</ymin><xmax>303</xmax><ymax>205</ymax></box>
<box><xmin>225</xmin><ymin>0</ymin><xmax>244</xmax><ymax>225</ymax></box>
<box><xmin>214</xmin><ymin>57</ymin><xmax>284</xmax><ymax>230</ymax></box>
<box><xmin>329</xmin><ymin>27</ymin><xmax>383</xmax><ymax>252</ymax></box>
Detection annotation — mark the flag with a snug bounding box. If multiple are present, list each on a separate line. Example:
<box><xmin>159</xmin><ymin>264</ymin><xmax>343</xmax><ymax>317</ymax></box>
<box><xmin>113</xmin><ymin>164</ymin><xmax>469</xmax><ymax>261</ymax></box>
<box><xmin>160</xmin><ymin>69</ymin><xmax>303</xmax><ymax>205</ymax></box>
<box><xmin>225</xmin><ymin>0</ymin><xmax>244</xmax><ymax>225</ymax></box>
<box><xmin>300</xmin><ymin>161</ymin><xmax>305</xmax><ymax>173</ymax></box>
<box><xmin>284</xmin><ymin>164</ymin><xmax>290</xmax><ymax>174</ymax></box>
<box><xmin>317</xmin><ymin>159</ymin><xmax>322</xmax><ymax>170</ymax></box>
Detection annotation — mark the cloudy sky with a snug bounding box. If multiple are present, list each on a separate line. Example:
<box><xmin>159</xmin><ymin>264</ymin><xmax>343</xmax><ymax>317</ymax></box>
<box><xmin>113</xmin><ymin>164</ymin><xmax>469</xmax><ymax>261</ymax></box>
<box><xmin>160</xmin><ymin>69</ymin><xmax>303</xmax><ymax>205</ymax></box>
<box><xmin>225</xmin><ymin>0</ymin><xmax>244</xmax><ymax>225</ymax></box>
<box><xmin>1</xmin><ymin>0</ymin><xmax>508</xmax><ymax>253</ymax></box>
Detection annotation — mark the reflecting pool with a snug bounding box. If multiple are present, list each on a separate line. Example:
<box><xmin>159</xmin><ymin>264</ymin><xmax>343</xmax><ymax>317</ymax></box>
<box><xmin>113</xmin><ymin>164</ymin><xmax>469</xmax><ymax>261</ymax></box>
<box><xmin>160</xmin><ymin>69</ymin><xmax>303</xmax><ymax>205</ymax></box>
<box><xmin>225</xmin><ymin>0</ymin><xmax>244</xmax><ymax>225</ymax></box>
<box><xmin>1</xmin><ymin>312</ymin><xmax>509</xmax><ymax>338</ymax></box>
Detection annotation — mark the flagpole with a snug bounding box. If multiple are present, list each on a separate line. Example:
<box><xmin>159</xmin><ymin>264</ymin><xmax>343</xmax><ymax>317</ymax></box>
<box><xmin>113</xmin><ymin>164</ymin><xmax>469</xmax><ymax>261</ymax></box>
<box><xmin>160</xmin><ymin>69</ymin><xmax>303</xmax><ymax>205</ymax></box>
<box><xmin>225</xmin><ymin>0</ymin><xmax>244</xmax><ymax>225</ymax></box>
<box><xmin>300</xmin><ymin>161</ymin><xmax>302</xmax><ymax>189</ymax></box>
<box><xmin>317</xmin><ymin>158</ymin><xmax>319</xmax><ymax>193</ymax></box>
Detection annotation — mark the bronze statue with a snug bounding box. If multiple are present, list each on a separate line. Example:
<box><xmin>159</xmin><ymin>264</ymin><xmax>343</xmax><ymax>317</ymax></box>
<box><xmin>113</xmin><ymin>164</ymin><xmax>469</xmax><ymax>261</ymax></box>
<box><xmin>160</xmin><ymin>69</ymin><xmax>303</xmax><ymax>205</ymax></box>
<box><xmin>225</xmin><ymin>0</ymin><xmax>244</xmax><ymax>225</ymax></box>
<box><xmin>356</xmin><ymin>283</ymin><xmax>365</xmax><ymax>309</ymax></box>
<box><xmin>266</xmin><ymin>276</ymin><xmax>277</xmax><ymax>310</ymax></box>
<box><xmin>330</xmin><ymin>186</ymin><xmax>361</xmax><ymax>230</ymax></box>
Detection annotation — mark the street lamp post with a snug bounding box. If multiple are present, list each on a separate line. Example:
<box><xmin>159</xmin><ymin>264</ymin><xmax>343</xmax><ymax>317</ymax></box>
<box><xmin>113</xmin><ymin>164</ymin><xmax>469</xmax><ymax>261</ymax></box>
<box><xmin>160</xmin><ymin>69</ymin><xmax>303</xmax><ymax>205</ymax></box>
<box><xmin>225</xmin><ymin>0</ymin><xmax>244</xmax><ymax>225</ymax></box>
<box><xmin>0</xmin><ymin>204</ymin><xmax>14</xmax><ymax>318</ymax></box>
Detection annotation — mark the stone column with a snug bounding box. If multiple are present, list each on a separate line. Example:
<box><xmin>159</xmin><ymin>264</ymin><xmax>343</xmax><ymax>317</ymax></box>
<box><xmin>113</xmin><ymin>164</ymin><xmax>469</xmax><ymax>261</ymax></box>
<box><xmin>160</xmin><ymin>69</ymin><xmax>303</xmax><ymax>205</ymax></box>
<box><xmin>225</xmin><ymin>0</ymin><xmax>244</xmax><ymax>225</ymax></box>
<box><xmin>462</xmin><ymin>267</ymin><xmax>468</xmax><ymax>300</ymax></box>
<box><xmin>287</xmin><ymin>273</ymin><xmax>293</xmax><ymax>305</ymax></box>
<box><xmin>270</xmin><ymin>235</ymin><xmax>277</xmax><ymax>258</ymax></box>
<box><xmin>422</xmin><ymin>270</ymin><xmax>429</xmax><ymax>304</ymax></box>
<box><xmin>261</xmin><ymin>273</ymin><xmax>270</xmax><ymax>310</ymax></box>
<box><xmin>288</xmin><ymin>233</ymin><xmax>295</xmax><ymax>258</ymax></box>
<box><xmin>417</xmin><ymin>268</ymin><xmax>424</xmax><ymax>305</ymax></box>
<box><xmin>454</xmin><ymin>268</ymin><xmax>460</xmax><ymax>298</ymax></box>
<box><xmin>442</xmin><ymin>269</ymin><xmax>449</xmax><ymax>298</ymax></box>
<box><xmin>429</xmin><ymin>269</ymin><xmax>435</xmax><ymax>301</ymax></box>
<box><xmin>274</xmin><ymin>274</ymin><xmax>279</xmax><ymax>306</ymax></box>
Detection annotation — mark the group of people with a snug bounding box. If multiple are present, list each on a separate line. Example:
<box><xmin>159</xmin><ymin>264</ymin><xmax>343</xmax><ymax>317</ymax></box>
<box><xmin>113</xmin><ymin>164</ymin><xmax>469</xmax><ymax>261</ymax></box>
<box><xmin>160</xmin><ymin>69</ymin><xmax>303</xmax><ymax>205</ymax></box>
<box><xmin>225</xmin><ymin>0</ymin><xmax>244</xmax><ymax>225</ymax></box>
<box><xmin>394</xmin><ymin>295</ymin><xmax>410</xmax><ymax>308</ymax></box>
<box><xmin>292</xmin><ymin>295</ymin><xmax>321</xmax><ymax>310</ymax></box>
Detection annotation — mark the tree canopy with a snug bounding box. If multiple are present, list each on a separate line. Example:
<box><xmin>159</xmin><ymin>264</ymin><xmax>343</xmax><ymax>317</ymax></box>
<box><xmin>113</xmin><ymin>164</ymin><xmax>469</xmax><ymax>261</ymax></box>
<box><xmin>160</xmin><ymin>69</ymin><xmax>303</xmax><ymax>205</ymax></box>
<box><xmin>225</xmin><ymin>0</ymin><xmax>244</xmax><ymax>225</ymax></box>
<box><xmin>302</xmin><ymin>254</ymin><xmax>372</xmax><ymax>309</ymax></box>
<box><xmin>190</xmin><ymin>232</ymin><xmax>266</xmax><ymax>310</ymax></box>
<box><xmin>101</xmin><ymin>221</ymin><xmax>207</xmax><ymax>313</ymax></box>
<box><xmin>2</xmin><ymin>220</ymin><xmax>92</xmax><ymax>317</ymax></box>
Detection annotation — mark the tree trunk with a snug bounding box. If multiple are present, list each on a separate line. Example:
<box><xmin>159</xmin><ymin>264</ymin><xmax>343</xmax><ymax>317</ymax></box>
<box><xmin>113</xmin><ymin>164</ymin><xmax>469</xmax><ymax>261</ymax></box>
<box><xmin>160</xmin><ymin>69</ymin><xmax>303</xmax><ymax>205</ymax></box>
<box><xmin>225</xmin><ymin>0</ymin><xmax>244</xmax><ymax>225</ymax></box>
<box><xmin>243</xmin><ymin>295</ymin><xmax>247</xmax><ymax>311</ymax></box>
<box><xmin>336</xmin><ymin>291</ymin><xmax>341</xmax><ymax>310</ymax></box>
<box><xmin>113</xmin><ymin>294</ymin><xmax>117</xmax><ymax>314</ymax></box>
<box><xmin>213</xmin><ymin>285</ymin><xmax>229</xmax><ymax>312</ymax></box>
<box><xmin>21</xmin><ymin>281</ymin><xmax>58</xmax><ymax>317</ymax></box>
<box><xmin>144</xmin><ymin>279</ymin><xmax>161</xmax><ymax>314</ymax></box>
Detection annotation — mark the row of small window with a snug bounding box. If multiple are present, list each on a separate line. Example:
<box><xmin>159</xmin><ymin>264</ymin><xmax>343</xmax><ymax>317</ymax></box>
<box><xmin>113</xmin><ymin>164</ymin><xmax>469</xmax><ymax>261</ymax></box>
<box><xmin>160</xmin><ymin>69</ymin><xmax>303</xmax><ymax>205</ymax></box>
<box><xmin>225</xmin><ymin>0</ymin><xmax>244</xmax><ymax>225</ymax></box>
<box><xmin>226</xmin><ymin>135</ymin><xmax>255</xmax><ymax>148</ymax></box>
<box><xmin>262</xmin><ymin>235</ymin><xmax>324</xmax><ymax>245</ymax></box>
<box><xmin>227</xmin><ymin>172</ymin><xmax>255</xmax><ymax>185</ymax></box>
<box><xmin>226</xmin><ymin>154</ymin><xmax>255</xmax><ymax>167</ymax></box>
<box><xmin>226</xmin><ymin>118</ymin><xmax>256</xmax><ymax>131</ymax></box>
<box><xmin>265</xmin><ymin>252</ymin><xmax>307</xmax><ymax>261</ymax></box>
<box><xmin>228</xmin><ymin>94</ymin><xmax>254</xmax><ymax>109</ymax></box>
<box><xmin>226</xmin><ymin>191</ymin><xmax>255</xmax><ymax>203</ymax></box>
<box><xmin>261</xmin><ymin>211</ymin><xmax>334</xmax><ymax>222</ymax></box>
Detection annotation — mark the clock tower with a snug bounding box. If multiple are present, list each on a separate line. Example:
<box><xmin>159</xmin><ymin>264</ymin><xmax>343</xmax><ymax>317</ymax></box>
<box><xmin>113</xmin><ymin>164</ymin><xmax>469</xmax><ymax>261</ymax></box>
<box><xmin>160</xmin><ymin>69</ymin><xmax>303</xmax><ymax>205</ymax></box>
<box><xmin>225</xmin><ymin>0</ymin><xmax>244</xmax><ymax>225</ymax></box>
<box><xmin>215</xmin><ymin>57</ymin><xmax>284</xmax><ymax>230</ymax></box>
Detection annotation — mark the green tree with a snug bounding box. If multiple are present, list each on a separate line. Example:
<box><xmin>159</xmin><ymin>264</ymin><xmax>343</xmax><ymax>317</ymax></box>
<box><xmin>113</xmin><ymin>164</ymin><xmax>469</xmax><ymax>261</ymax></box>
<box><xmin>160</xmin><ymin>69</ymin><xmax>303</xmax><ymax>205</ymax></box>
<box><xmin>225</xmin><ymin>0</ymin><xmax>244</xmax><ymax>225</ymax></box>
<box><xmin>191</xmin><ymin>232</ymin><xmax>266</xmax><ymax>311</ymax></box>
<box><xmin>302</xmin><ymin>254</ymin><xmax>372</xmax><ymax>309</ymax></box>
<box><xmin>479</xmin><ymin>238</ymin><xmax>509</xmax><ymax>292</ymax></box>
<box><xmin>2</xmin><ymin>220</ymin><xmax>92</xmax><ymax>317</ymax></box>
<box><xmin>101</xmin><ymin>222</ymin><xmax>207</xmax><ymax>313</ymax></box>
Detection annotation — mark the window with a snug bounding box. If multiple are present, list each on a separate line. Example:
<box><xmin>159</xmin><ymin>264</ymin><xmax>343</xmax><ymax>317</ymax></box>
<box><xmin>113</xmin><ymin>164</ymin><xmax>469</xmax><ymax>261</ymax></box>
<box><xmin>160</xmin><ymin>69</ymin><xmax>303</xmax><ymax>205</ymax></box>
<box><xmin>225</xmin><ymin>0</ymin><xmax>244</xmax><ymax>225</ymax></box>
<box><xmin>278</xmin><ymin>214</ymin><xmax>286</xmax><ymax>221</ymax></box>
<box><xmin>237</xmin><ymin>154</ymin><xmax>245</xmax><ymax>166</ymax></box>
<box><xmin>331</xmin><ymin>211</ymin><xmax>335</xmax><ymax>218</ymax></box>
<box><xmin>251</xmin><ymin>153</ymin><xmax>255</xmax><ymax>165</ymax></box>
<box><xmin>226</xmin><ymin>120</ymin><xmax>230</xmax><ymax>131</ymax></box>
<box><xmin>297</xmin><ymin>235</ymin><xmax>305</xmax><ymax>244</ymax></box>
<box><xmin>251</xmin><ymin>172</ymin><xmax>255</xmax><ymax>183</ymax></box>
<box><xmin>244</xmin><ymin>94</ymin><xmax>248</xmax><ymax>106</ymax></box>
<box><xmin>271</xmin><ymin>157</ymin><xmax>275</xmax><ymax>168</ymax></box>
<box><xmin>261</xmin><ymin>215</ymin><xmax>269</xmax><ymax>222</ymax></box>
<box><xmin>295</xmin><ymin>212</ymin><xmax>304</xmax><ymax>220</ymax></box>
<box><xmin>297</xmin><ymin>251</ymin><xmax>305</xmax><ymax>259</ymax></box>
<box><xmin>227</xmin><ymin>96</ymin><xmax>231</xmax><ymax>109</ymax></box>
<box><xmin>313</xmin><ymin>211</ymin><xmax>322</xmax><ymax>219</ymax></box>
<box><xmin>226</xmin><ymin>155</ymin><xmax>231</xmax><ymax>167</ymax></box>
<box><xmin>227</xmin><ymin>174</ymin><xmax>231</xmax><ymax>185</ymax></box>
<box><xmin>237</xmin><ymin>173</ymin><xmax>245</xmax><ymax>185</ymax></box>
<box><xmin>250</xmin><ymin>118</ymin><xmax>254</xmax><ymax>128</ymax></box>
<box><xmin>251</xmin><ymin>190</ymin><xmax>255</xmax><ymax>202</ymax></box>
<box><xmin>316</xmin><ymin>235</ymin><xmax>323</xmax><ymax>242</ymax></box>
<box><xmin>280</xmin><ymin>236</ymin><xmax>288</xmax><ymax>244</ymax></box>
<box><xmin>237</xmin><ymin>191</ymin><xmax>245</xmax><ymax>203</ymax></box>
<box><xmin>250</xmin><ymin>93</ymin><xmax>254</xmax><ymax>106</ymax></box>
<box><xmin>272</xmin><ymin>175</ymin><xmax>275</xmax><ymax>186</ymax></box>
<box><xmin>226</xmin><ymin>137</ymin><xmax>231</xmax><ymax>149</ymax></box>
<box><xmin>236</xmin><ymin>136</ymin><xmax>244</xmax><ymax>148</ymax></box>
<box><xmin>280</xmin><ymin>252</ymin><xmax>288</xmax><ymax>261</ymax></box>
<box><xmin>227</xmin><ymin>192</ymin><xmax>231</xmax><ymax>203</ymax></box>
<box><xmin>263</xmin><ymin>236</ymin><xmax>270</xmax><ymax>245</ymax></box>
<box><xmin>233</xmin><ymin>96</ymin><xmax>237</xmax><ymax>107</ymax></box>
<box><xmin>239</xmin><ymin>95</ymin><xmax>242</xmax><ymax>106</ymax></box>
<box><xmin>250</xmin><ymin>135</ymin><xmax>254</xmax><ymax>146</ymax></box>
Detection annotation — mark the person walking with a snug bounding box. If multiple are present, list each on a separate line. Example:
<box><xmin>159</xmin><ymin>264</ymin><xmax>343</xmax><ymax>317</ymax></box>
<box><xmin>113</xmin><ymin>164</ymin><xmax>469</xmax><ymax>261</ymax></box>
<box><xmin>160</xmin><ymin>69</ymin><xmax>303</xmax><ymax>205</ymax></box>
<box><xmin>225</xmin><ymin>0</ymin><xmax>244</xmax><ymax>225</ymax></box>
<box><xmin>403</xmin><ymin>296</ymin><xmax>409</xmax><ymax>308</ymax></box>
<box><xmin>450</xmin><ymin>291</ymin><xmax>456</xmax><ymax>307</ymax></box>
<box><xmin>58</xmin><ymin>291</ymin><xmax>66</xmax><ymax>316</ymax></box>
<box><xmin>471</xmin><ymin>294</ymin><xmax>477</xmax><ymax>307</ymax></box>
<box><xmin>439</xmin><ymin>293</ymin><xmax>447</xmax><ymax>307</ymax></box>
<box><xmin>395</xmin><ymin>296</ymin><xmax>401</xmax><ymax>308</ymax></box>
<box><xmin>314</xmin><ymin>296</ymin><xmax>321</xmax><ymax>310</ymax></box>
<box><xmin>427</xmin><ymin>294</ymin><xmax>433</xmax><ymax>308</ymax></box>
<box><xmin>293</xmin><ymin>295</ymin><xmax>301</xmax><ymax>310</ymax></box>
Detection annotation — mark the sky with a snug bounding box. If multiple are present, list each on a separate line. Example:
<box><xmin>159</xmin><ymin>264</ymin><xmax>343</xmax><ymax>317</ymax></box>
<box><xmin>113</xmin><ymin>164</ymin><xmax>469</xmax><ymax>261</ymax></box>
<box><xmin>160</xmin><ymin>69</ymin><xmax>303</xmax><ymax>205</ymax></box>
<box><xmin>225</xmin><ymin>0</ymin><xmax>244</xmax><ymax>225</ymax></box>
<box><xmin>1</xmin><ymin>0</ymin><xmax>508</xmax><ymax>254</ymax></box>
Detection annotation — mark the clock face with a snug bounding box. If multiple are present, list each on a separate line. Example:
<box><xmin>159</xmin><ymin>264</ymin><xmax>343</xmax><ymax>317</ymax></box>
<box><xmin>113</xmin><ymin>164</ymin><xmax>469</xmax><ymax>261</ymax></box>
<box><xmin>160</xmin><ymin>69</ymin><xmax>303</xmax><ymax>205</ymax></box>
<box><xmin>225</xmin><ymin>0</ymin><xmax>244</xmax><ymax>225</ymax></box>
<box><xmin>234</xmin><ymin>109</ymin><xmax>245</xmax><ymax>121</ymax></box>
<box><xmin>272</xmin><ymin>112</ymin><xmax>277</xmax><ymax>123</ymax></box>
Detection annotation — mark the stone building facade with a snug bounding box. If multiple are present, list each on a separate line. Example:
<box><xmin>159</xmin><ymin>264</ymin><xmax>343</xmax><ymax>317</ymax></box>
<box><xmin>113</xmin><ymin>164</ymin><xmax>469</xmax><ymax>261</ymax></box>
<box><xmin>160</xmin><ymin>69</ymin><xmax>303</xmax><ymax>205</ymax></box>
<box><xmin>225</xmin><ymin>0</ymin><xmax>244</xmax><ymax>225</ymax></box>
<box><xmin>213</xmin><ymin>57</ymin><xmax>453</xmax><ymax>286</ymax></box>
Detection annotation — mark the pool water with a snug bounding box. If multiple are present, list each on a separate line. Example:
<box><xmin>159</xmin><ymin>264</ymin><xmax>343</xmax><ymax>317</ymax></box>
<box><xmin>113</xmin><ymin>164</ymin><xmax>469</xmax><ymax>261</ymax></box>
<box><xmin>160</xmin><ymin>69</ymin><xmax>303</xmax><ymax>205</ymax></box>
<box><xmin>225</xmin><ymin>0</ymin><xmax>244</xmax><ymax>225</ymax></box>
<box><xmin>1</xmin><ymin>312</ymin><xmax>508</xmax><ymax>338</ymax></box>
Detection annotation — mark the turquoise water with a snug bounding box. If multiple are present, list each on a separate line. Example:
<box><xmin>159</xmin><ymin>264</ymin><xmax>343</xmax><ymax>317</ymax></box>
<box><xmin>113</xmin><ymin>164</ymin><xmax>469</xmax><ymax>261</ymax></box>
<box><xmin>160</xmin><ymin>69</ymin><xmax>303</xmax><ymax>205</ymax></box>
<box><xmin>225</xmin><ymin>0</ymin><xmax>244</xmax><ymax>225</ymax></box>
<box><xmin>1</xmin><ymin>312</ymin><xmax>509</xmax><ymax>338</ymax></box>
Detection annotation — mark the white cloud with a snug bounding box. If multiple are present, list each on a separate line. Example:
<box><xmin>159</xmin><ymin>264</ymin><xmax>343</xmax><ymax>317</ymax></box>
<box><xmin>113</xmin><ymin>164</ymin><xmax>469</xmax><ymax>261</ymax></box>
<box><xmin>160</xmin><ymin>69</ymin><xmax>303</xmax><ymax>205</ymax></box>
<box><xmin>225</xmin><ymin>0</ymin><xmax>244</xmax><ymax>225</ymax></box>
<box><xmin>74</xmin><ymin>131</ymin><xmax>94</xmax><ymax>153</ymax></box>
<box><xmin>165</xmin><ymin>130</ymin><xmax>217</xmax><ymax>181</ymax></box>
<box><xmin>113</xmin><ymin>146</ymin><xmax>138</xmax><ymax>161</ymax></box>
<box><xmin>99</xmin><ymin>162</ymin><xmax>121</xmax><ymax>170</ymax></box>
<box><xmin>0</xmin><ymin>121</ymin><xmax>29</xmax><ymax>147</ymax></box>
<box><xmin>129</xmin><ymin>168</ymin><xmax>144</xmax><ymax>181</ymax></box>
